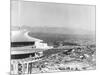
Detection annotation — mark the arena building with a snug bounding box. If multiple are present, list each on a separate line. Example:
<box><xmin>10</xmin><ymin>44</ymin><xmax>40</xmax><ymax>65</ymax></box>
<box><xmin>11</xmin><ymin>29</ymin><xmax>53</xmax><ymax>74</ymax></box>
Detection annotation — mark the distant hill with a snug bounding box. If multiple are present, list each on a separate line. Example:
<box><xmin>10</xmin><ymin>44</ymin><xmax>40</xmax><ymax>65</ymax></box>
<box><xmin>11</xmin><ymin>25</ymin><xmax>95</xmax><ymax>43</ymax></box>
<box><xmin>20</xmin><ymin>25</ymin><xmax>95</xmax><ymax>35</ymax></box>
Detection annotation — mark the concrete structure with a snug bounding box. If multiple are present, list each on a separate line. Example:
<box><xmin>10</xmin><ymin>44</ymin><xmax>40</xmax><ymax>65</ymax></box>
<box><xmin>11</xmin><ymin>29</ymin><xmax>53</xmax><ymax>74</ymax></box>
<box><xmin>11</xmin><ymin>30</ymin><xmax>53</xmax><ymax>54</ymax></box>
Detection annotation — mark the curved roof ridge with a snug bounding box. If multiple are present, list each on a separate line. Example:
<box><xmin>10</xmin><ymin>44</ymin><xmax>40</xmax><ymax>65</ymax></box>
<box><xmin>11</xmin><ymin>30</ymin><xmax>43</xmax><ymax>42</ymax></box>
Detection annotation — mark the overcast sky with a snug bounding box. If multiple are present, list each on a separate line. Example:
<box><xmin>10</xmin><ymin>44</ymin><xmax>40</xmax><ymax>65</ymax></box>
<box><xmin>11</xmin><ymin>0</ymin><xmax>95</xmax><ymax>32</ymax></box>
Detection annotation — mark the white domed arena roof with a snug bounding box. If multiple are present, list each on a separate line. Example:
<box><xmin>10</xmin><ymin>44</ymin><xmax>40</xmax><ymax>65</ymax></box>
<box><xmin>11</xmin><ymin>30</ymin><xmax>43</xmax><ymax>42</ymax></box>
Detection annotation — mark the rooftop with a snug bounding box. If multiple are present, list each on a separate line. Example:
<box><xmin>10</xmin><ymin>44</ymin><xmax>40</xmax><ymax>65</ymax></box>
<box><xmin>11</xmin><ymin>30</ymin><xmax>43</xmax><ymax>42</ymax></box>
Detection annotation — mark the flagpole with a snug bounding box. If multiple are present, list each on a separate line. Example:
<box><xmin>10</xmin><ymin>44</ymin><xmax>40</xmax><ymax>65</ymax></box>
<box><xmin>18</xmin><ymin>0</ymin><xmax>21</xmax><ymax>29</ymax></box>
